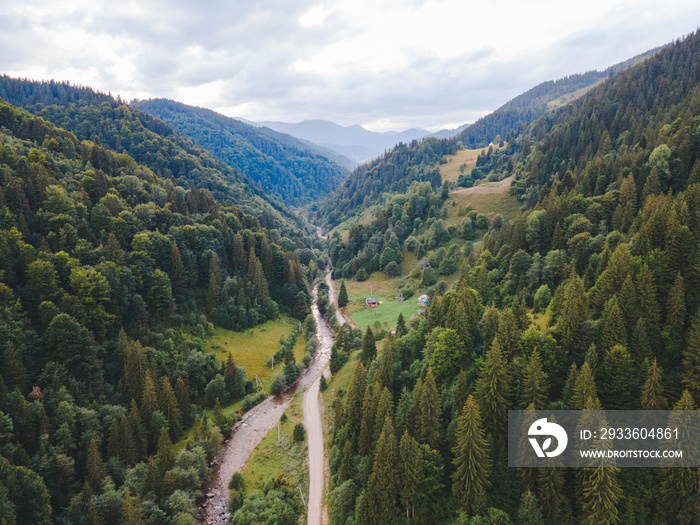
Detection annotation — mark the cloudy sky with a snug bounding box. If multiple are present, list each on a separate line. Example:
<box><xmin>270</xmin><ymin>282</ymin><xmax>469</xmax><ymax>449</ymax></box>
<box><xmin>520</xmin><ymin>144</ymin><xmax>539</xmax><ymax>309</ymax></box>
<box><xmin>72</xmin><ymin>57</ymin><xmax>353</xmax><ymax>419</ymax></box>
<box><xmin>1</xmin><ymin>0</ymin><xmax>699</xmax><ymax>131</ymax></box>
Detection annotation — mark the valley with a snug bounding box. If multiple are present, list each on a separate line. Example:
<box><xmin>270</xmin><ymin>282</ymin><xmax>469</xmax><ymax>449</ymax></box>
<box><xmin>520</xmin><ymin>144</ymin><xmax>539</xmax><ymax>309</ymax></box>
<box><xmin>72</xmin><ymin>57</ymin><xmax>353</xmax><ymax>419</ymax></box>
<box><xmin>0</xmin><ymin>19</ymin><xmax>699</xmax><ymax>525</ymax></box>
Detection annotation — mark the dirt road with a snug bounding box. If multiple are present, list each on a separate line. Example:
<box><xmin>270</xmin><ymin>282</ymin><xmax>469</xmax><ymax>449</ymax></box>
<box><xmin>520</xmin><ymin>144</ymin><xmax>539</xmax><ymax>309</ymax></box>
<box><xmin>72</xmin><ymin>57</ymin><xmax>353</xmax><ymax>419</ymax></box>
<box><xmin>202</xmin><ymin>279</ymin><xmax>334</xmax><ymax>524</ymax></box>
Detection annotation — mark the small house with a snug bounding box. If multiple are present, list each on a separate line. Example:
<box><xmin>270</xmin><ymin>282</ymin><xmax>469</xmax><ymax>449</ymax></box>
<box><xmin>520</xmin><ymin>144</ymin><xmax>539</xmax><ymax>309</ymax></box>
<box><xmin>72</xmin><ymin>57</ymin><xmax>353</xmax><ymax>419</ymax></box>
<box><xmin>366</xmin><ymin>297</ymin><xmax>378</xmax><ymax>308</ymax></box>
<box><xmin>418</xmin><ymin>294</ymin><xmax>430</xmax><ymax>306</ymax></box>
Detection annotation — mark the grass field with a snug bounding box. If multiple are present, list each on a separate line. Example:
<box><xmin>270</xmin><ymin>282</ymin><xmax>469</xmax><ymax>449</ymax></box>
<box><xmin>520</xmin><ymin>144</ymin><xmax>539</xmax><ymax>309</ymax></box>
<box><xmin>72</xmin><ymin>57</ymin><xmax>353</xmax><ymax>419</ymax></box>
<box><xmin>339</xmin><ymin>276</ymin><xmax>422</xmax><ymax>331</ymax></box>
<box><xmin>444</xmin><ymin>191</ymin><xmax>521</xmax><ymax>230</ymax></box>
<box><xmin>206</xmin><ymin>316</ymin><xmax>306</xmax><ymax>390</ymax></box>
<box><xmin>547</xmin><ymin>78</ymin><xmax>605</xmax><ymax>109</ymax></box>
<box><xmin>241</xmin><ymin>392</ymin><xmax>307</xmax><ymax>494</ymax></box>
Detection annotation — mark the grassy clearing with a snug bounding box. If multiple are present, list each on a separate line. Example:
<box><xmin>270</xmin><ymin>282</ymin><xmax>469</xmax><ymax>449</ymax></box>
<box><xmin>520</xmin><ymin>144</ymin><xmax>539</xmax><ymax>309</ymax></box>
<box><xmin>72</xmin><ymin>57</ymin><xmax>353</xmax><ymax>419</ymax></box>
<box><xmin>241</xmin><ymin>392</ymin><xmax>308</xmax><ymax>494</ymax></box>
<box><xmin>438</xmin><ymin>147</ymin><xmax>482</xmax><ymax>183</ymax></box>
<box><xmin>547</xmin><ymin>78</ymin><xmax>605</xmax><ymax>109</ymax></box>
<box><xmin>444</xmin><ymin>191</ymin><xmax>521</xmax><ymax>230</ymax></box>
<box><xmin>338</xmin><ymin>277</ymin><xmax>423</xmax><ymax>331</ymax></box>
<box><xmin>206</xmin><ymin>316</ymin><xmax>306</xmax><ymax>389</ymax></box>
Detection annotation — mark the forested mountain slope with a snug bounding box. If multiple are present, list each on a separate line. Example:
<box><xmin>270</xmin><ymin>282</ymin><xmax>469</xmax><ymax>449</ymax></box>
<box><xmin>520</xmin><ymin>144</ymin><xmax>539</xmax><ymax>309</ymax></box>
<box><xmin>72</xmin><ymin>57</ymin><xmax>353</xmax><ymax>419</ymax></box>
<box><xmin>0</xmin><ymin>76</ymin><xmax>307</xmax><ymax>230</ymax></box>
<box><xmin>314</xmin><ymin>47</ymin><xmax>662</xmax><ymax>231</ymax></box>
<box><xmin>133</xmin><ymin>99</ymin><xmax>349</xmax><ymax>205</ymax></box>
<box><xmin>0</xmin><ymin>96</ymin><xmax>325</xmax><ymax>523</ymax></box>
<box><xmin>323</xmin><ymin>30</ymin><xmax>700</xmax><ymax>525</ymax></box>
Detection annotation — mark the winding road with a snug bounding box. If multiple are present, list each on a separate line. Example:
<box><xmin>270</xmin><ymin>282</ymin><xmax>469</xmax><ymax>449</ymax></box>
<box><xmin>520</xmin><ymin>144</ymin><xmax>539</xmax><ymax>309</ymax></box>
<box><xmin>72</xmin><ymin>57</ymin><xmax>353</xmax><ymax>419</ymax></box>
<box><xmin>202</xmin><ymin>272</ymin><xmax>339</xmax><ymax>524</ymax></box>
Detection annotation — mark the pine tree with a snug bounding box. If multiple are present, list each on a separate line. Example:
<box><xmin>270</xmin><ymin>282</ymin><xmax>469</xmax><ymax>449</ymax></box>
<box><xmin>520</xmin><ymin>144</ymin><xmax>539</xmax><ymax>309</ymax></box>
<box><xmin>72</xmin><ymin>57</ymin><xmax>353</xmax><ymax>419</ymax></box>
<box><xmin>521</xmin><ymin>349</ymin><xmax>548</xmax><ymax>409</ymax></box>
<box><xmin>396</xmin><ymin>312</ymin><xmax>408</xmax><ymax>338</ymax></box>
<box><xmin>517</xmin><ymin>491</ymin><xmax>545</xmax><ymax>525</ymax></box>
<box><xmin>158</xmin><ymin>377</ymin><xmax>181</xmax><ymax>439</ymax></box>
<box><xmin>338</xmin><ymin>440</ymin><xmax>353</xmax><ymax>484</ymax></box>
<box><xmin>373</xmin><ymin>386</ymin><xmax>393</xmax><ymax>444</ymax></box>
<box><xmin>599</xmin><ymin>345</ymin><xmax>637</xmax><ymax>410</ymax></box>
<box><xmin>636</xmin><ymin>265</ymin><xmax>661</xmax><ymax>333</ymax></box>
<box><xmin>481</xmin><ymin>304</ymin><xmax>499</xmax><ymax>350</ymax></box>
<box><xmin>395</xmin><ymin>387</ymin><xmax>414</xmax><ymax>439</ymax></box>
<box><xmin>358</xmin><ymin>386</ymin><xmax>376</xmax><ymax>456</ymax></box>
<box><xmin>418</xmin><ymin>368</ymin><xmax>441</xmax><ymax>449</ymax></box>
<box><xmin>365</xmin><ymin>417</ymin><xmax>398</xmax><ymax>525</ymax></box>
<box><xmin>147</xmin><ymin>269</ymin><xmax>173</xmax><ymax>318</ymax></box>
<box><xmin>345</xmin><ymin>361</ymin><xmax>366</xmax><ymax>441</ymax></box>
<box><xmin>452</xmin><ymin>395</ymin><xmax>491</xmax><ymax>515</ymax></box>
<box><xmin>338</xmin><ymin>280</ymin><xmax>348</xmax><ymax>308</ymax></box>
<box><xmin>666</xmin><ymin>272</ymin><xmax>687</xmax><ymax>326</ymax></box>
<box><xmin>360</xmin><ymin>327</ymin><xmax>376</xmax><ymax>365</ymax></box>
<box><xmin>600</xmin><ymin>295</ymin><xmax>627</xmax><ymax>351</ymax></box>
<box><xmin>206</xmin><ymin>253</ymin><xmax>221</xmax><ymax>312</ymax></box>
<box><xmin>129</xmin><ymin>400</ymin><xmax>147</xmax><ymax>462</ymax></box>
<box><xmin>641</xmin><ymin>359</ymin><xmax>668</xmax><ymax>409</ymax></box>
<box><xmin>570</xmin><ymin>362</ymin><xmax>597</xmax><ymax>410</ymax></box>
<box><xmin>558</xmin><ymin>269</ymin><xmax>586</xmax><ymax>355</ymax></box>
<box><xmin>232</xmin><ymin>233</ymin><xmax>246</xmax><ymax>274</ymax></box>
<box><xmin>155</xmin><ymin>428</ymin><xmax>174</xmax><ymax>472</ymax></box>
<box><xmin>397</xmin><ymin>430</ymin><xmax>421</xmax><ymax>519</ymax></box>
<box><xmin>474</xmin><ymin>339</ymin><xmax>510</xmax><ymax>435</ymax></box>
<box><xmin>659</xmin><ymin>390</ymin><xmax>697</xmax><ymax>511</ymax></box>
<box><xmin>538</xmin><ymin>466</ymin><xmax>566</xmax><ymax>525</ymax></box>
<box><xmin>170</xmin><ymin>241</ymin><xmax>185</xmax><ymax>292</ymax></box>
<box><xmin>173</xmin><ymin>377</ymin><xmax>192</xmax><ymax>427</ymax></box>
<box><xmin>580</xmin><ymin>465</ymin><xmax>621</xmax><ymax>525</ymax></box>
<box><xmin>377</xmin><ymin>336</ymin><xmax>395</xmax><ymax>390</ymax></box>
<box><xmin>682</xmin><ymin>315</ymin><xmax>700</xmax><ymax>403</ymax></box>
<box><xmin>140</xmin><ymin>373</ymin><xmax>157</xmax><ymax>425</ymax></box>
<box><xmin>85</xmin><ymin>440</ymin><xmax>105</xmax><ymax>491</ymax></box>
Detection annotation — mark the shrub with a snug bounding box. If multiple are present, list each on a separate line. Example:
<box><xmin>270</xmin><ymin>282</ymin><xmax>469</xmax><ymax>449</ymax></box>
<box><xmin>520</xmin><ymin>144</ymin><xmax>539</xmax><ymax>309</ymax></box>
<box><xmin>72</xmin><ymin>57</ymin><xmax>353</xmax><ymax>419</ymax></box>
<box><xmin>293</xmin><ymin>424</ymin><xmax>306</xmax><ymax>442</ymax></box>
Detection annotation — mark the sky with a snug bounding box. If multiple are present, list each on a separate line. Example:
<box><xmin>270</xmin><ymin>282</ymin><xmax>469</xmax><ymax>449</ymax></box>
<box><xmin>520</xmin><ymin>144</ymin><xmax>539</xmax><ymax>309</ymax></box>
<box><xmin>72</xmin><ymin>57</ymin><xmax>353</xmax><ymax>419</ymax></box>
<box><xmin>1</xmin><ymin>0</ymin><xmax>699</xmax><ymax>132</ymax></box>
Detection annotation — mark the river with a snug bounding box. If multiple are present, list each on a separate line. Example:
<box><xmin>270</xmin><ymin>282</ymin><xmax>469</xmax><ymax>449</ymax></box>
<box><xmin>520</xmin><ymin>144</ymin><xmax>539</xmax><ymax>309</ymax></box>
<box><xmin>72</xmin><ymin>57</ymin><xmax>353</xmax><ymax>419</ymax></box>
<box><xmin>202</xmin><ymin>274</ymin><xmax>335</xmax><ymax>524</ymax></box>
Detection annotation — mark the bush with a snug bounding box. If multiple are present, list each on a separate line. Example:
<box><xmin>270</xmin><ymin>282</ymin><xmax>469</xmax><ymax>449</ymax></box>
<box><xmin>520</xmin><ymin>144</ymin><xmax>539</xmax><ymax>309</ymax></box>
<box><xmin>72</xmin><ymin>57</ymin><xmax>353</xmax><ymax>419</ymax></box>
<box><xmin>355</xmin><ymin>268</ymin><xmax>368</xmax><ymax>281</ymax></box>
<box><xmin>270</xmin><ymin>375</ymin><xmax>287</xmax><ymax>396</ymax></box>
<box><xmin>229</xmin><ymin>472</ymin><xmax>245</xmax><ymax>492</ymax></box>
<box><xmin>319</xmin><ymin>375</ymin><xmax>328</xmax><ymax>392</ymax></box>
<box><xmin>385</xmin><ymin>261</ymin><xmax>399</xmax><ymax>278</ymax></box>
<box><xmin>228</xmin><ymin>490</ymin><xmax>243</xmax><ymax>513</ymax></box>
<box><xmin>293</xmin><ymin>424</ymin><xmax>306</xmax><ymax>442</ymax></box>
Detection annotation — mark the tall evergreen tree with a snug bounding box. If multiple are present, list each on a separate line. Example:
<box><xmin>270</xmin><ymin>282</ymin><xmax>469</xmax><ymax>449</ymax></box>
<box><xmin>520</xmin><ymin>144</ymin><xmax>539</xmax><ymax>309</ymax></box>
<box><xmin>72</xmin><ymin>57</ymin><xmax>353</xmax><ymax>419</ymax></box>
<box><xmin>474</xmin><ymin>339</ymin><xmax>510</xmax><ymax>436</ymax></box>
<box><xmin>570</xmin><ymin>362</ymin><xmax>598</xmax><ymax>410</ymax></box>
<box><xmin>206</xmin><ymin>253</ymin><xmax>222</xmax><ymax>312</ymax></box>
<box><xmin>360</xmin><ymin>327</ymin><xmax>377</xmax><ymax>365</ymax></box>
<box><xmin>377</xmin><ymin>336</ymin><xmax>395</xmax><ymax>390</ymax></box>
<box><xmin>338</xmin><ymin>280</ymin><xmax>348</xmax><ymax>308</ymax></box>
<box><xmin>452</xmin><ymin>395</ymin><xmax>491</xmax><ymax>515</ymax></box>
<box><xmin>417</xmin><ymin>368</ymin><xmax>441</xmax><ymax>449</ymax></box>
<box><xmin>345</xmin><ymin>361</ymin><xmax>366</xmax><ymax>442</ymax></box>
<box><xmin>157</xmin><ymin>377</ymin><xmax>181</xmax><ymax>439</ymax></box>
<box><xmin>682</xmin><ymin>315</ymin><xmax>700</xmax><ymax>403</ymax></box>
<box><xmin>397</xmin><ymin>430</ymin><xmax>421</xmax><ymax>519</ymax></box>
<box><xmin>365</xmin><ymin>417</ymin><xmax>398</xmax><ymax>525</ymax></box>
<box><xmin>600</xmin><ymin>295</ymin><xmax>627</xmax><ymax>351</ymax></box>
<box><xmin>558</xmin><ymin>269</ymin><xmax>586</xmax><ymax>355</ymax></box>
<box><xmin>521</xmin><ymin>349</ymin><xmax>548</xmax><ymax>409</ymax></box>
<box><xmin>641</xmin><ymin>359</ymin><xmax>668</xmax><ymax>410</ymax></box>
<box><xmin>396</xmin><ymin>312</ymin><xmax>408</xmax><ymax>338</ymax></box>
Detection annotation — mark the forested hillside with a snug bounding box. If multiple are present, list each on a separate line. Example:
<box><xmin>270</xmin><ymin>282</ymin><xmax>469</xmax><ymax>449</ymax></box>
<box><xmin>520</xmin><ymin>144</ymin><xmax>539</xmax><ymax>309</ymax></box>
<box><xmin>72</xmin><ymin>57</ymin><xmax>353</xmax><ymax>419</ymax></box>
<box><xmin>0</xmin><ymin>76</ymin><xmax>307</xmax><ymax>230</ymax></box>
<box><xmin>314</xmin><ymin>48</ymin><xmax>662</xmax><ymax>232</ymax></box>
<box><xmin>0</xmin><ymin>95</ymin><xmax>325</xmax><ymax>523</ymax></box>
<box><xmin>133</xmin><ymin>99</ymin><xmax>348</xmax><ymax>205</ymax></box>
<box><xmin>323</xmin><ymin>30</ymin><xmax>700</xmax><ymax>524</ymax></box>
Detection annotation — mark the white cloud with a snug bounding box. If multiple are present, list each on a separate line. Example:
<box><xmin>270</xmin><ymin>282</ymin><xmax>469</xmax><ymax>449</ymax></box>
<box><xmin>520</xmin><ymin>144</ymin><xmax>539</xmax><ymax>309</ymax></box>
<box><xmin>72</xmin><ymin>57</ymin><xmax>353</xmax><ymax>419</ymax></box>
<box><xmin>0</xmin><ymin>0</ymin><xmax>699</xmax><ymax>130</ymax></box>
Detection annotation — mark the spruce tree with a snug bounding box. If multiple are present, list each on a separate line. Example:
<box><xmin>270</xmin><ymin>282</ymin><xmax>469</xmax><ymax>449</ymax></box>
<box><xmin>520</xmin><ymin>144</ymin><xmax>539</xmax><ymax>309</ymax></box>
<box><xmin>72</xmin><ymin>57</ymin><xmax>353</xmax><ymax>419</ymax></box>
<box><xmin>418</xmin><ymin>368</ymin><xmax>441</xmax><ymax>449</ymax></box>
<box><xmin>206</xmin><ymin>253</ymin><xmax>221</xmax><ymax>312</ymax></box>
<box><xmin>366</xmin><ymin>417</ymin><xmax>398</xmax><ymax>525</ymax></box>
<box><xmin>667</xmin><ymin>272</ymin><xmax>687</xmax><ymax>326</ymax></box>
<box><xmin>558</xmin><ymin>269</ymin><xmax>586</xmax><ymax>355</ymax></box>
<box><xmin>636</xmin><ymin>264</ymin><xmax>661</xmax><ymax>332</ymax></box>
<box><xmin>580</xmin><ymin>465</ymin><xmax>622</xmax><ymax>525</ymax></box>
<box><xmin>521</xmin><ymin>349</ymin><xmax>548</xmax><ymax>409</ymax></box>
<box><xmin>600</xmin><ymin>295</ymin><xmax>627</xmax><ymax>351</ymax></box>
<box><xmin>158</xmin><ymin>377</ymin><xmax>181</xmax><ymax>439</ymax></box>
<box><xmin>85</xmin><ymin>440</ymin><xmax>105</xmax><ymax>491</ymax></box>
<box><xmin>397</xmin><ymin>430</ymin><xmax>421</xmax><ymax>519</ymax></box>
<box><xmin>474</xmin><ymin>339</ymin><xmax>510</xmax><ymax>436</ymax></box>
<box><xmin>373</xmin><ymin>387</ymin><xmax>393</xmax><ymax>444</ymax></box>
<box><xmin>682</xmin><ymin>315</ymin><xmax>700</xmax><ymax>403</ymax></box>
<box><xmin>599</xmin><ymin>345</ymin><xmax>637</xmax><ymax>410</ymax></box>
<box><xmin>170</xmin><ymin>241</ymin><xmax>185</xmax><ymax>292</ymax></box>
<box><xmin>338</xmin><ymin>280</ymin><xmax>348</xmax><ymax>308</ymax></box>
<box><xmin>360</xmin><ymin>327</ymin><xmax>377</xmax><ymax>365</ymax></box>
<box><xmin>517</xmin><ymin>491</ymin><xmax>545</xmax><ymax>525</ymax></box>
<box><xmin>231</xmin><ymin>233</ymin><xmax>246</xmax><ymax>274</ymax></box>
<box><xmin>395</xmin><ymin>387</ymin><xmax>414</xmax><ymax>439</ymax></box>
<box><xmin>570</xmin><ymin>362</ymin><xmax>597</xmax><ymax>410</ymax></box>
<box><xmin>377</xmin><ymin>336</ymin><xmax>395</xmax><ymax>390</ymax></box>
<box><xmin>452</xmin><ymin>395</ymin><xmax>491</xmax><ymax>515</ymax></box>
<box><xmin>337</xmin><ymin>441</ymin><xmax>353</xmax><ymax>484</ymax></box>
<box><xmin>396</xmin><ymin>312</ymin><xmax>408</xmax><ymax>338</ymax></box>
<box><xmin>538</xmin><ymin>466</ymin><xmax>566</xmax><ymax>525</ymax></box>
<box><xmin>345</xmin><ymin>361</ymin><xmax>366</xmax><ymax>440</ymax></box>
<box><xmin>358</xmin><ymin>387</ymin><xmax>376</xmax><ymax>456</ymax></box>
<box><xmin>659</xmin><ymin>390</ymin><xmax>697</xmax><ymax>511</ymax></box>
<box><xmin>641</xmin><ymin>359</ymin><xmax>668</xmax><ymax>409</ymax></box>
<box><xmin>140</xmin><ymin>373</ymin><xmax>158</xmax><ymax>425</ymax></box>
